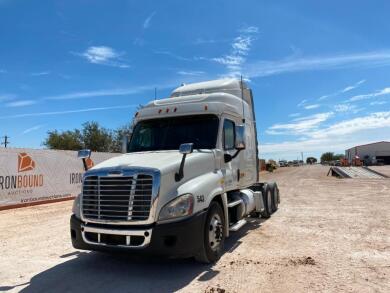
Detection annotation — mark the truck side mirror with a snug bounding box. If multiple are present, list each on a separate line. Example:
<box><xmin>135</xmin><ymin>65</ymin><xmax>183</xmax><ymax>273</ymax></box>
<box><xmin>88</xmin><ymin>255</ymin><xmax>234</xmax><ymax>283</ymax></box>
<box><xmin>122</xmin><ymin>136</ymin><xmax>129</xmax><ymax>154</ymax></box>
<box><xmin>78</xmin><ymin>149</ymin><xmax>91</xmax><ymax>159</ymax></box>
<box><xmin>235</xmin><ymin>125</ymin><xmax>246</xmax><ymax>150</ymax></box>
<box><xmin>176</xmin><ymin>143</ymin><xmax>194</xmax><ymax>181</ymax></box>
<box><xmin>179</xmin><ymin>143</ymin><xmax>194</xmax><ymax>154</ymax></box>
<box><xmin>78</xmin><ymin>149</ymin><xmax>91</xmax><ymax>171</ymax></box>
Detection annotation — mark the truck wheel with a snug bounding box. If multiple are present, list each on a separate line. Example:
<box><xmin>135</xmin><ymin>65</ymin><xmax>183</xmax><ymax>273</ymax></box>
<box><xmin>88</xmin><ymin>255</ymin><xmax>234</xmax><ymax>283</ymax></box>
<box><xmin>195</xmin><ymin>201</ymin><xmax>225</xmax><ymax>263</ymax></box>
<box><xmin>260</xmin><ymin>185</ymin><xmax>272</xmax><ymax>219</ymax></box>
<box><xmin>268</xmin><ymin>183</ymin><xmax>279</xmax><ymax>212</ymax></box>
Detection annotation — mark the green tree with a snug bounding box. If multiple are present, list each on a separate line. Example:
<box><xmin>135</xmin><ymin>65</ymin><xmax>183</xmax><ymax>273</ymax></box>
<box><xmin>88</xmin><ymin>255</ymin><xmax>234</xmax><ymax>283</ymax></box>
<box><xmin>111</xmin><ymin>123</ymin><xmax>133</xmax><ymax>153</ymax></box>
<box><xmin>43</xmin><ymin>130</ymin><xmax>82</xmax><ymax>150</ymax></box>
<box><xmin>333</xmin><ymin>154</ymin><xmax>345</xmax><ymax>160</ymax></box>
<box><xmin>306</xmin><ymin>157</ymin><xmax>318</xmax><ymax>164</ymax></box>
<box><xmin>320</xmin><ymin>152</ymin><xmax>334</xmax><ymax>163</ymax></box>
<box><xmin>44</xmin><ymin>122</ymin><xmax>116</xmax><ymax>152</ymax></box>
<box><xmin>110</xmin><ymin>104</ymin><xmax>143</xmax><ymax>152</ymax></box>
<box><xmin>81</xmin><ymin>121</ymin><xmax>114</xmax><ymax>152</ymax></box>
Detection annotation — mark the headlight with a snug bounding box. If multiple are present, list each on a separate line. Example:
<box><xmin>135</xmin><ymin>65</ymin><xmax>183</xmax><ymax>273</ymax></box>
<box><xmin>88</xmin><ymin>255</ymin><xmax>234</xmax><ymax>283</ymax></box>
<box><xmin>158</xmin><ymin>194</ymin><xmax>194</xmax><ymax>221</ymax></box>
<box><xmin>72</xmin><ymin>194</ymin><xmax>81</xmax><ymax>219</ymax></box>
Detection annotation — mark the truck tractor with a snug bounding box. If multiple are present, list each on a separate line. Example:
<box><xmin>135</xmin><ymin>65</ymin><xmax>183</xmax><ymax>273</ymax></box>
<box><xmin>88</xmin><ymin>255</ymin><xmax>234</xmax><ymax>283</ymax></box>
<box><xmin>70</xmin><ymin>79</ymin><xmax>280</xmax><ymax>263</ymax></box>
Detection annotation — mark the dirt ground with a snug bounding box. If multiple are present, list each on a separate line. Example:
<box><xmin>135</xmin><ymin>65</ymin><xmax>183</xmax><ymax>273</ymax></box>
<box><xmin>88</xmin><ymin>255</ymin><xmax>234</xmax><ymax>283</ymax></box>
<box><xmin>1</xmin><ymin>165</ymin><xmax>389</xmax><ymax>293</ymax></box>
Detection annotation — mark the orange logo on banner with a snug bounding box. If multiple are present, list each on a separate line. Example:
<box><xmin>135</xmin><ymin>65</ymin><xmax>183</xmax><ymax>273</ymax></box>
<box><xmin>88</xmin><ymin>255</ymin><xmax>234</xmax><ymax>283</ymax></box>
<box><xmin>18</xmin><ymin>153</ymin><xmax>36</xmax><ymax>172</ymax></box>
<box><xmin>85</xmin><ymin>157</ymin><xmax>94</xmax><ymax>169</ymax></box>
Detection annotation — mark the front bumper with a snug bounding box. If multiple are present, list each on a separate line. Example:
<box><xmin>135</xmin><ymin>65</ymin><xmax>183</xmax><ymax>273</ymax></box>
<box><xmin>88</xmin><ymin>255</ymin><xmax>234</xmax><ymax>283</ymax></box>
<box><xmin>70</xmin><ymin>211</ymin><xmax>206</xmax><ymax>258</ymax></box>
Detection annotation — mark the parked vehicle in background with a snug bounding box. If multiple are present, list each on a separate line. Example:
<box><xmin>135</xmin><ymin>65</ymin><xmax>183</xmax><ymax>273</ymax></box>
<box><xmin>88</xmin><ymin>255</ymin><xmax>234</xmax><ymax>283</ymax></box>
<box><xmin>375</xmin><ymin>159</ymin><xmax>385</xmax><ymax>166</ymax></box>
<box><xmin>279</xmin><ymin>160</ymin><xmax>288</xmax><ymax>167</ymax></box>
<box><xmin>292</xmin><ymin>160</ymin><xmax>300</xmax><ymax>167</ymax></box>
<box><xmin>70</xmin><ymin>79</ymin><xmax>280</xmax><ymax>263</ymax></box>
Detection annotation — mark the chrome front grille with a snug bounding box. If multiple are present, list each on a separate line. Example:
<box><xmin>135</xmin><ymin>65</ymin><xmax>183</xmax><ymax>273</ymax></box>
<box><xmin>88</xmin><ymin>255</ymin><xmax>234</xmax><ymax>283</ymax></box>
<box><xmin>82</xmin><ymin>174</ymin><xmax>154</xmax><ymax>222</ymax></box>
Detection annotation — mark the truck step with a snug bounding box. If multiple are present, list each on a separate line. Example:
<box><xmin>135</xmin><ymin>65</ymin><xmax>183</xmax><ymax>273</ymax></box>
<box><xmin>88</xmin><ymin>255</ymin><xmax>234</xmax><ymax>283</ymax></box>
<box><xmin>229</xmin><ymin>219</ymin><xmax>247</xmax><ymax>232</ymax></box>
<box><xmin>227</xmin><ymin>199</ymin><xmax>243</xmax><ymax>208</ymax></box>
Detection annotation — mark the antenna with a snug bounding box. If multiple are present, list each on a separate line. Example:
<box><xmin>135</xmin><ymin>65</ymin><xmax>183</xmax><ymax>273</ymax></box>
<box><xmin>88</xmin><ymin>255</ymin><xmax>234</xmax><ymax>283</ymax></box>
<box><xmin>154</xmin><ymin>87</ymin><xmax>157</xmax><ymax>100</ymax></box>
<box><xmin>240</xmin><ymin>75</ymin><xmax>245</xmax><ymax>123</ymax></box>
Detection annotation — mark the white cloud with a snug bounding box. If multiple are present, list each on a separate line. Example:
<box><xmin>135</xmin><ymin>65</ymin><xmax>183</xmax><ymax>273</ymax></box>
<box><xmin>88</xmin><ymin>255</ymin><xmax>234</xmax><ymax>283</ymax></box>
<box><xmin>261</xmin><ymin>111</ymin><xmax>390</xmax><ymax>158</ymax></box>
<box><xmin>211</xmin><ymin>26</ymin><xmax>258</xmax><ymax>77</ymax></box>
<box><xmin>316</xmin><ymin>80</ymin><xmax>366</xmax><ymax>103</ymax></box>
<box><xmin>246</xmin><ymin>51</ymin><xmax>390</xmax><ymax>78</ymax></box>
<box><xmin>0</xmin><ymin>105</ymin><xmax>137</xmax><ymax>119</ymax></box>
<box><xmin>288</xmin><ymin>113</ymin><xmax>301</xmax><ymax>118</ymax></box>
<box><xmin>266</xmin><ymin>112</ymin><xmax>333</xmax><ymax>135</ymax></box>
<box><xmin>310</xmin><ymin>111</ymin><xmax>390</xmax><ymax>139</ymax></box>
<box><xmin>349</xmin><ymin>87</ymin><xmax>390</xmax><ymax>102</ymax></box>
<box><xmin>239</xmin><ymin>26</ymin><xmax>259</xmax><ymax>34</ymax></box>
<box><xmin>341</xmin><ymin>79</ymin><xmax>366</xmax><ymax>93</ymax></box>
<box><xmin>297</xmin><ymin>99</ymin><xmax>307</xmax><ymax>107</ymax></box>
<box><xmin>231</xmin><ymin>36</ymin><xmax>253</xmax><ymax>55</ymax></box>
<box><xmin>6</xmin><ymin>100</ymin><xmax>36</xmax><ymax>107</ymax></box>
<box><xmin>304</xmin><ymin>104</ymin><xmax>320</xmax><ymax>110</ymax></box>
<box><xmin>177</xmin><ymin>70</ymin><xmax>205</xmax><ymax>76</ymax></box>
<box><xmin>18</xmin><ymin>83</ymin><xmax>175</xmax><ymax>106</ymax></box>
<box><xmin>22</xmin><ymin>124</ymin><xmax>45</xmax><ymax>134</ymax></box>
<box><xmin>77</xmin><ymin>46</ymin><xmax>129</xmax><ymax>68</ymax></box>
<box><xmin>194</xmin><ymin>38</ymin><xmax>230</xmax><ymax>45</ymax></box>
<box><xmin>370</xmin><ymin>101</ymin><xmax>387</xmax><ymax>106</ymax></box>
<box><xmin>334</xmin><ymin>103</ymin><xmax>361</xmax><ymax>113</ymax></box>
<box><xmin>0</xmin><ymin>94</ymin><xmax>16</xmax><ymax>102</ymax></box>
<box><xmin>154</xmin><ymin>50</ymin><xmax>192</xmax><ymax>61</ymax></box>
<box><xmin>31</xmin><ymin>71</ymin><xmax>51</xmax><ymax>76</ymax></box>
<box><xmin>143</xmin><ymin>11</ymin><xmax>156</xmax><ymax>29</ymax></box>
<box><xmin>43</xmin><ymin>86</ymin><xmax>153</xmax><ymax>101</ymax></box>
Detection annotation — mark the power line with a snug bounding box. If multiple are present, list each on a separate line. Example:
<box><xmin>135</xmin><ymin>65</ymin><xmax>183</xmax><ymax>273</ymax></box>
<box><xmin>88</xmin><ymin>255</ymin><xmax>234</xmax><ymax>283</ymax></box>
<box><xmin>1</xmin><ymin>135</ymin><xmax>10</xmax><ymax>148</ymax></box>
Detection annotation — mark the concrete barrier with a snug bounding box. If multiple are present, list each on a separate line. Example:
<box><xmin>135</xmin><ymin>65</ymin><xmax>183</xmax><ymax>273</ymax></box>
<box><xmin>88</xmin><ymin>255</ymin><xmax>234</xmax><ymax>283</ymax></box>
<box><xmin>0</xmin><ymin>148</ymin><xmax>117</xmax><ymax>210</ymax></box>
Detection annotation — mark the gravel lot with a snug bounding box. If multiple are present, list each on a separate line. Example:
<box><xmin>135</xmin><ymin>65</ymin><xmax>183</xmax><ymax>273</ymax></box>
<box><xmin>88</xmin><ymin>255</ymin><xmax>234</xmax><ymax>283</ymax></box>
<box><xmin>1</xmin><ymin>165</ymin><xmax>389</xmax><ymax>293</ymax></box>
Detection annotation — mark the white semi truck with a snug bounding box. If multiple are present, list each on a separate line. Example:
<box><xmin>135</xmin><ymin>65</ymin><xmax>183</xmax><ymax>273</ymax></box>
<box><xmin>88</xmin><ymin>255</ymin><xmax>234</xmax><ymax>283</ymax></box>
<box><xmin>70</xmin><ymin>79</ymin><xmax>280</xmax><ymax>263</ymax></box>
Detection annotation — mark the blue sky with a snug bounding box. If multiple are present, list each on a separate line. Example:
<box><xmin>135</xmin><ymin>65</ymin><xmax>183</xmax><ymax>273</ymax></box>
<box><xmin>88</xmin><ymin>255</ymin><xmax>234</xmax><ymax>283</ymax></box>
<box><xmin>1</xmin><ymin>0</ymin><xmax>390</xmax><ymax>160</ymax></box>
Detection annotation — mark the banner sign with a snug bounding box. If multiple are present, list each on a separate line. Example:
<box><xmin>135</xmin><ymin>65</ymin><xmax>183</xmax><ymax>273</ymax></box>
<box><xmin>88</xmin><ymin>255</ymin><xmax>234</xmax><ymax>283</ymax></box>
<box><xmin>0</xmin><ymin>148</ymin><xmax>117</xmax><ymax>209</ymax></box>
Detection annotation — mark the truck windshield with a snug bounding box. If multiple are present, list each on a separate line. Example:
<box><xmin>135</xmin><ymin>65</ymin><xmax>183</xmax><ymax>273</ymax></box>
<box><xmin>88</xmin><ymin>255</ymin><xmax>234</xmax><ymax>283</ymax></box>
<box><xmin>128</xmin><ymin>115</ymin><xmax>219</xmax><ymax>152</ymax></box>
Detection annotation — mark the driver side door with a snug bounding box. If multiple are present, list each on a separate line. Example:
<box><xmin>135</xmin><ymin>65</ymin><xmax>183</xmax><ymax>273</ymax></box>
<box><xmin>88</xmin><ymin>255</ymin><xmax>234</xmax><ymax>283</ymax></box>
<box><xmin>221</xmin><ymin>117</ymin><xmax>240</xmax><ymax>191</ymax></box>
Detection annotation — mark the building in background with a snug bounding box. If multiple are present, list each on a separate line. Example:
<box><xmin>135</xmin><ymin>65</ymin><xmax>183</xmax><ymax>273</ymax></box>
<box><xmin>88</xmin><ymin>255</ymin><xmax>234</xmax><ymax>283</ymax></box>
<box><xmin>345</xmin><ymin>141</ymin><xmax>390</xmax><ymax>165</ymax></box>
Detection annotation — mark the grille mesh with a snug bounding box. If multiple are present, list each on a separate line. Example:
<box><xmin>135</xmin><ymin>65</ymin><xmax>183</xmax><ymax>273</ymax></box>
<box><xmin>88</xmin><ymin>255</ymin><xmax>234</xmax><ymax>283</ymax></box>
<box><xmin>82</xmin><ymin>174</ymin><xmax>153</xmax><ymax>221</ymax></box>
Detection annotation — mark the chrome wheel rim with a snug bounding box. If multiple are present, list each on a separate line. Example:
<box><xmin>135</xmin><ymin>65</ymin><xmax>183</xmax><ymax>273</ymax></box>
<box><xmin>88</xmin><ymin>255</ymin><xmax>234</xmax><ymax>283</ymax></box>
<box><xmin>208</xmin><ymin>213</ymin><xmax>223</xmax><ymax>251</ymax></box>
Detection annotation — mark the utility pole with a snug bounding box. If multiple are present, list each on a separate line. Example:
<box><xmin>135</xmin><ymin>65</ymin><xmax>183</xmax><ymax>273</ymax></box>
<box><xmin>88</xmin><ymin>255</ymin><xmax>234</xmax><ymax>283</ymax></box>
<box><xmin>301</xmin><ymin>152</ymin><xmax>304</xmax><ymax>164</ymax></box>
<box><xmin>1</xmin><ymin>135</ymin><xmax>10</xmax><ymax>148</ymax></box>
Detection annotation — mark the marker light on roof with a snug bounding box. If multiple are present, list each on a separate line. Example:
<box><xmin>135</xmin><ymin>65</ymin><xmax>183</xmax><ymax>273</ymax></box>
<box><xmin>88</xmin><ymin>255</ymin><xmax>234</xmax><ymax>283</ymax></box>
<box><xmin>158</xmin><ymin>109</ymin><xmax>162</xmax><ymax>114</ymax></box>
<box><xmin>204</xmin><ymin>105</ymin><xmax>208</xmax><ymax>111</ymax></box>
<box><xmin>166</xmin><ymin>108</ymin><xmax>169</xmax><ymax>113</ymax></box>
<box><xmin>174</xmin><ymin>107</ymin><xmax>177</xmax><ymax>112</ymax></box>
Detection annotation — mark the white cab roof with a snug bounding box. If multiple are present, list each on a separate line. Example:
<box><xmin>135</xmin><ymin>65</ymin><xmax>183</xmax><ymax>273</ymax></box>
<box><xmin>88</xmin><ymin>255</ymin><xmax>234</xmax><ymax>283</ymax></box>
<box><xmin>136</xmin><ymin>79</ymin><xmax>254</xmax><ymax>121</ymax></box>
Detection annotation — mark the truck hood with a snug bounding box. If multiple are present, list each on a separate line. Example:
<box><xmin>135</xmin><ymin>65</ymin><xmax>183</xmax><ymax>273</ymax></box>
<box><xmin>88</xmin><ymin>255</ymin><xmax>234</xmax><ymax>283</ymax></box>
<box><xmin>91</xmin><ymin>150</ymin><xmax>216</xmax><ymax>175</ymax></box>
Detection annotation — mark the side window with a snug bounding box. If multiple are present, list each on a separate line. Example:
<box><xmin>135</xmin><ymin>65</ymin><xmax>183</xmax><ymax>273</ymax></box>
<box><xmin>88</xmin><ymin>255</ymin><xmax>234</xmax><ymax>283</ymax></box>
<box><xmin>223</xmin><ymin>119</ymin><xmax>235</xmax><ymax>150</ymax></box>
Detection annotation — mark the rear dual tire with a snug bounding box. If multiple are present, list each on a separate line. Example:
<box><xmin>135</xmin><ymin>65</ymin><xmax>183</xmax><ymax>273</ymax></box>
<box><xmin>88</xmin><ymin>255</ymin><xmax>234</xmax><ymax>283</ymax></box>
<box><xmin>260</xmin><ymin>183</ymin><xmax>279</xmax><ymax>218</ymax></box>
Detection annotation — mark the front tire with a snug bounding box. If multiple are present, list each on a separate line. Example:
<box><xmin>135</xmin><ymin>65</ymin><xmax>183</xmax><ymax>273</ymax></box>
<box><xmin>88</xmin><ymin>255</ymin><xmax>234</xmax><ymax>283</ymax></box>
<box><xmin>195</xmin><ymin>201</ymin><xmax>225</xmax><ymax>263</ymax></box>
